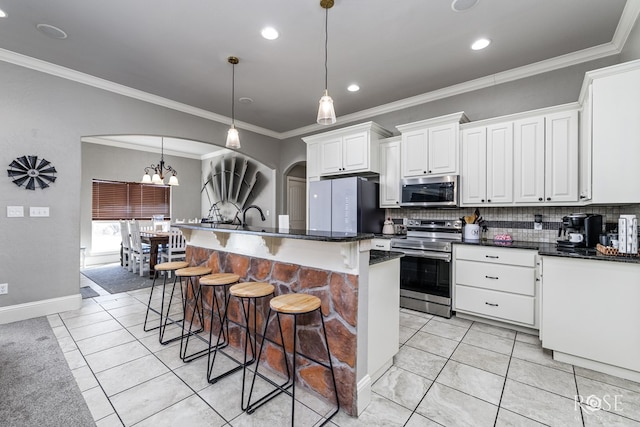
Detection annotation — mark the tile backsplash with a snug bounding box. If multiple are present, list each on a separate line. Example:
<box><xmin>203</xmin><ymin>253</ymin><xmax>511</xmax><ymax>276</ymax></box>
<box><xmin>386</xmin><ymin>205</ymin><xmax>640</xmax><ymax>243</ymax></box>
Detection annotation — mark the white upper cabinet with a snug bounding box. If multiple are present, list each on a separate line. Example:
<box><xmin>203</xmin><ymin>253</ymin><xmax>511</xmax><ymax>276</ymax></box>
<box><xmin>461</xmin><ymin>104</ymin><xmax>579</xmax><ymax>207</ymax></box>
<box><xmin>486</xmin><ymin>123</ymin><xmax>514</xmax><ymax>204</ymax></box>
<box><xmin>513</xmin><ymin>117</ymin><xmax>545</xmax><ymax>203</ymax></box>
<box><xmin>513</xmin><ymin>110</ymin><xmax>578</xmax><ymax>204</ymax></box>
<box><xmin>307</xmin><ymin>142</ymin><xmax>320</xmax><ymax>181</ymax></box>
<box><xmin>379</xmin><ymin>137</ymin><xmax>401</xmax><ymax>208</ymax></box>
<box><xmin>397</xmin><ymin>112</ymin><xmax>468</xmax><ymax>178</ymax></box>
<box><xmin>579</xmin><ymin>85</ymin><xmax>593</xmax><ymax>201</ymax></box>
<box><xmin>583</xmin><ymin>60</ymin><xmax>640</xmax><ymax>204</ymax></box>
<box><xmin>303</xmin><ymin>122</ymin><xmax>392</xmax><ymax>177</ymax></box>
<box><xmin>461</xmin><ymin>122</ymin><xmax>513</xmax><ymax>205</ymax></box>
<box><xmin>544</xmin><ymin>110</ymin><xmax>578</xmax><ymax>203</ymax></box>
<box><xmin>461</xmin><ymin>127</ymin><xmax>487</xmax><ymax>205</ymax></box>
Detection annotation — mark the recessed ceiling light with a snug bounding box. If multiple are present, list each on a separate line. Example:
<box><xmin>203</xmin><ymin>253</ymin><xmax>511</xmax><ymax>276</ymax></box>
<box><xmin>471</xmin><ymin>38</ymin><xmax>491</xmax><ymax>50</ymax></box>
<box><xmin>36</xmin><ymin>24</ymin><xmax>68</xmax><ymax>39</ymax></box>
<box><xmin>0</xmin><ymin>9</ymin><xmax>7</xmax><ymax>18</ymax></box>
<box><xmin>238</xmin><ymin>97</ymin><xmax>254</xmax><ymax>104</ymax></box>
<box><xmin>451</xmin><ymin>0</ymin><xmax>479</xmax><ymax>12</ymax></box>
<box><xmin>347</xmin><ymin>84</ymin><xmax>360</xmax><ymax>92</ymax></box>
<box><xmin>261</xmin><ymin>27</ymin><xmax>279</xmax><ymax>40</ymax></box>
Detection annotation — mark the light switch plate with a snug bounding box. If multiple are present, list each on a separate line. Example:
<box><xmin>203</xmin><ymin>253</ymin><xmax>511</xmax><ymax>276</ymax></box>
<box><xmin>30</xmin><ymin>206</ymin><xmax>50</xmax><ymax>217</ymax></box>
<box><xmin>7</xmin><ymin>206</ymin><xmax>24</xmax><ymax>217</ymax></box>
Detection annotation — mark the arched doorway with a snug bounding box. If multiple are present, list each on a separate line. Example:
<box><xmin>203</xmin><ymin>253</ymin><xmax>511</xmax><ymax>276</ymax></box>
<box><xmin>284</xmin><ymin>162</ymin><xmax>306</xmax><ymax>230</ymax></box>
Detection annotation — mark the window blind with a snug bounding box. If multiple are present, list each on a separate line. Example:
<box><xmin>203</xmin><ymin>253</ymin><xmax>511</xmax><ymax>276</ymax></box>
<box><xmin>92</xmin><ymin>180</ymin><xmax>170</xmax><ymax>220</ymax></box>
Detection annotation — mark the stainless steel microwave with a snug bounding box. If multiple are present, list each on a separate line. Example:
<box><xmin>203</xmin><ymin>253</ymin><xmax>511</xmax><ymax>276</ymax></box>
<box><xmin>400</xmin><ymin>175</ymin><xmax>459</xmax><ymax>208</ymax></box>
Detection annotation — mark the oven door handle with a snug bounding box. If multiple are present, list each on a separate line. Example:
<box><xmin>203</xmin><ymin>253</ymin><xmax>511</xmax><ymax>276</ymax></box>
<box><xmin>396</xmin><ymin>248</ymin><xmax>451</xmax><ymax>262</ymax></box>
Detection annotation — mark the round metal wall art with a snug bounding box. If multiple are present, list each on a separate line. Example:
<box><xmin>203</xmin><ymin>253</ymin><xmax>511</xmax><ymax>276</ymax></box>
<box><xmin>7</xmin><ymin>155</ymin><xmax>57</xmax><ymax>190</ymax></box>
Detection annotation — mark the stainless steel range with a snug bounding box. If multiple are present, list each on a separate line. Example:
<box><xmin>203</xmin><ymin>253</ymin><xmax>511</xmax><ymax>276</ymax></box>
<box><xmin>391</xmin><ymin>219</ymin><xmax>462</xmax><ymax>318</ymax></box>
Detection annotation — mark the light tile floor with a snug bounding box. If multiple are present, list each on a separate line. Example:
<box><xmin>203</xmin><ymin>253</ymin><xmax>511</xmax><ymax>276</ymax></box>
<box><xmin>48</xmin><ymin>275</ymin><xmax>640</xmax><ymax>426</ymax></box>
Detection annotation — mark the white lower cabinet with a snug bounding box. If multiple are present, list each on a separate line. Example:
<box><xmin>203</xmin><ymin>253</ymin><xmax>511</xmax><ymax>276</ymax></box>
<box><xmin>541</xmin><ymin>256</ymin><xmax>640</xmax><ymax>378</ymax></box>
<box><xmin>453</xmin><ymin>245</ymin><xmax>538</xmax><ymax>328</ymax></box>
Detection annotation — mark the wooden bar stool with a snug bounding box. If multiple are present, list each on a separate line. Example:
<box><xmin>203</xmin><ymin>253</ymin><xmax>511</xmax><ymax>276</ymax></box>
<box><xmin>174</xmin><ymin>266</ymin><xmax>212</xmax><ymax>361</ymax></box>
<box><xmin>209</xmin><ymin>282</ymin><xmax>277</xmax><ymax>411</ymax></box>
<box><xmin>144</xmin><ymin>261</ymin><xmax>189</xmax><ymax>340</ymax></box>
<box><xmin>246</xmin><ymin>293</ymin><xmax>339</xmax><ymax>426</ymax></box>
<box><xmin>192</xmin><ymin>273</ymin><xmax>240</xmax><ymax>365</ymax></box>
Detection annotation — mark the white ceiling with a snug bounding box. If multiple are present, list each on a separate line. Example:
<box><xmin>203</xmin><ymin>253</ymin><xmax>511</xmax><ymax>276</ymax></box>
<box><xmin>0</xmin><ymin>0</ymin><xmax>637</xmax><ymax>137</ymax></box>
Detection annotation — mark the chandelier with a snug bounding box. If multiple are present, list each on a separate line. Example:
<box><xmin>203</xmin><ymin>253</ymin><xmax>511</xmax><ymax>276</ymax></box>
<box><xmin>141</xmin><ymin>137</ymin><xmax>179</xmax><ymax>186</ymax></box>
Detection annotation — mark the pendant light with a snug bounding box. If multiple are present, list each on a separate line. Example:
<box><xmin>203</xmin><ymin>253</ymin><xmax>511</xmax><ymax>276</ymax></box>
<box><xmin>226</xmin><ymin>56</ymin><xmax>241</xmax><ymax>149</ymax></box>
<box><xmin>317</xmin><ymin>0</ymin><xmax>336</xmax><ymax>125</ymax></box>
<box><xmin>141</xmin><ymin>137</ymin><xmax>179</xmax><ymax>186</ymax></box>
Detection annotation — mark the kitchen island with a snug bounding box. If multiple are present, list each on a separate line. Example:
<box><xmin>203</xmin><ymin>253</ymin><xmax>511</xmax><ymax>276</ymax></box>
<box><xmin>175</xmin><ymin>223</ymin><xmax>402</xmax><ymax>416</ymax></box>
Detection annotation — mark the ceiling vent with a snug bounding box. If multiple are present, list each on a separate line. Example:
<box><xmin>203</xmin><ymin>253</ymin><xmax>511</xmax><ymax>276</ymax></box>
<box><xmin>451</xmin><ymin>0</ymin><xmax>479</xmax><ymax>12</ymax></box>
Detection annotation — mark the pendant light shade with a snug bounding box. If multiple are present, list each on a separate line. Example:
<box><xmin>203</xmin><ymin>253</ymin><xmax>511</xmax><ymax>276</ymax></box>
<box><xmin>317</xmin><ymin>90</ymin><xmax>336</xmax><ymax>125</ymax></box>
<box><xmin>226</xmin><ymin>56</ymin><xmax>241</xmax><ymax>149</ymax></box>
<box><xmin>226</xmin><ymin>124</ymin><xmax>240</xmax><ymax>149</ymax></box>
<box><xmin>317</xmin><ymin>0</ymin><xmax>336</xmax><ymax>125</ymax></box>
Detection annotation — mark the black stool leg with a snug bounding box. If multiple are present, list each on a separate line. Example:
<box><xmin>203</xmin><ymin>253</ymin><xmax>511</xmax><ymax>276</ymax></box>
<box><xmin>180</xmin><ymin>276</ymin><xmax>207</xmax><ymax>362</ymax></box>
<box><xmin>208</xmin><ymin>294</ymin><xmax>256</xmax><ymax>386</ymax></box>
<box><xmin>143</xmin><ymin>269</ymin><xmax>164</xmax><ymax>332</ymax></box>
<box><xmin>246</xmin><ymin>309</ymin><xmax>293</xmax><ymax>414</ymax></box>
<box><xmin>318</xmin><ymin>309</ymin><xmax>340</xmax><ymax>425</ymax></box>
<box><xmin>159</xmin><ymin>274</ymin><xmax>185</xmax><ymax>345</ymax></box>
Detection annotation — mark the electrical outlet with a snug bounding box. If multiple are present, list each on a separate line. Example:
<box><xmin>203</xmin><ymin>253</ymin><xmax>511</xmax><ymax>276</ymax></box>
<box><xmin>30</xmin><ymin>206</ymin><xmax>50</xmax><ymax>217</ymax></box>
<box><xmin>534</xmin><ymin>223</ymin><xmax>543</xmax><ymax>230</ymax></box>
<box><xmin>7</xmin><ymin>206</ymin><xmax>24</xmax><ymax>217</ymax></box>
<box><xmin>0</xmin><ymin>283</ymin><xmax>8</xmax><ymax>295</ymax></box>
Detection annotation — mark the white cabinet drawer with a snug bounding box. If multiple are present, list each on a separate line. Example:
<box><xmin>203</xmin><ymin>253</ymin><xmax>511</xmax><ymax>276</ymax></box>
<box><xmin>455</xmin><ymin>245</ymin><xmax>536</xmax><ymax>267</ymax></box>
<box><xmin>455</xmin><ymin>285</ymin><xmax>535</xmax><ymax>325</ymax></box>
<box><xmin>455</xmin><ymin>260</ymin><xmax>535</xmax><ymax>296</ymax></box>
<box><xmin>371</xmin><ymin>238</ymin><xmax>391</xmax><ymax>251</ymax></box>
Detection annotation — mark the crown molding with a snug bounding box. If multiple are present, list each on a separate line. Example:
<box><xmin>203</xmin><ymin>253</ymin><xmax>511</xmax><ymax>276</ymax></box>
<box><xmin>0</xmin><ymin>49</ymin><xmax>281</xmax><ymax>140</ymax></box>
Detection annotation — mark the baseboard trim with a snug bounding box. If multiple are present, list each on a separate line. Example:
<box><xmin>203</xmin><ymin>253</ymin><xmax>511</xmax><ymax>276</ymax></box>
<box><xmin>0</xmin><ymin>294</ymin><xmax>82</xmax><ymax>324</ymax></box>
<box><xmin>554</xmin><ymin>351</ymin><xmax>640</xmax><ymax>383</ymax></box>
<box><xmin>356</xmin><ymin>374</ymin><xmax>372</xmax><ymax>416</ymax></box>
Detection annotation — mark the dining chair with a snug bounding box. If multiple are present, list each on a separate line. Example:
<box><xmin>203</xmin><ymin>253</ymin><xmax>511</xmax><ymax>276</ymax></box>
<box><xmin>119</xmin><ymin>220</ymin><xmax>132</xmax><ymax>270</ymax></box>
<box><xmin>129</xmin><ymin>220</ymin><xmax>151</xmax><ymax>276</ymax></box>
<box><xmin>160</xmin><ymin>228</ymin><xmax>186</xmax><ymax>277</ymax></box>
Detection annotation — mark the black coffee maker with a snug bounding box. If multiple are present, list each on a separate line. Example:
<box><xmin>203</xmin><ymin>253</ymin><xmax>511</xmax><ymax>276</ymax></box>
<box><xmin>557</xmin><ymin>213</ymin><xmax>603</xmax><ymax>250</ymax></box>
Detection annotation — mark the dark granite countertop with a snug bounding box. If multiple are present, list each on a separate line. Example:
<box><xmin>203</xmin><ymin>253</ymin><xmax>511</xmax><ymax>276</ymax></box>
<box><xmin>372</xmin><ymin>234</ymin><xmax>406</xmax><ymax>240</ymax></box>
<box><xmin>455</xmin><ymin>240</ymin><xmax>640</xmax><ymax>264</ymax></box>
<box><xmin>176</xmin><ymin>223</ymin><xmax>374</xmax><ymax>243</ymax></box>
<box><xmin>369</xmin><ymin>250</ymin><xmax>404</xmax><ymax>265</ymax></box>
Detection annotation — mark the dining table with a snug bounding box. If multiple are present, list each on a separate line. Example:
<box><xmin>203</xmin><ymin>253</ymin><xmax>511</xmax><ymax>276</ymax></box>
<box><xmin>140</xmin><ymin>231</ymin><xmax>170</xmax><ymax>278</ymax></box>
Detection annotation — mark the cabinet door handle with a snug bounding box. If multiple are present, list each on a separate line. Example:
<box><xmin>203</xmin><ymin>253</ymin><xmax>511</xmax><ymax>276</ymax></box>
<box><xmin>487</xmin><ymin>199</ymin><xmax>492</xmax><ymax>202</ymax></box>
<box><xmin>546</xmin><ymin>197</ymin><xmax>551</xmax><ymax>201</ymax></box>
<box><xmin>580</xmin><ymin>195</ymin><xmax>586</xmax><ymax>199</ymax></box>
<box><xmin>485</xmin><ymin>275</ymin><xmax>499</xmax><ymax>280</ymax></box>
<box><xmin>423</xmin><ymin>170</ymin><xmax>427</xmax><ymax>174</ymax></box>
<box><xmin>395</xmin><ymin>201</ymin><xmax>399</xmax><ymax>204</ymax></box>
<box><xmin>485</xmin><ymin>255</ymin><xmax>499</xmax><ymax>259</ymax></box>
<box><xmin>428</xmin><ymin>170</ymin><xmax>432</xmax><ymax>173</ymax></box>
<box><xmin>481</xmin><ymin>199</ymin><xmax>485</xmax><ymax>203</ymax></box>
<box><xmin>538</xmin><ymin>197</ymin><xmax>543</xmax><ymax>201</ymax></box>
<box><xmin>485</xmin><ymin>302</ymin><xmax>499</xmax><ymax>307</ymax></box>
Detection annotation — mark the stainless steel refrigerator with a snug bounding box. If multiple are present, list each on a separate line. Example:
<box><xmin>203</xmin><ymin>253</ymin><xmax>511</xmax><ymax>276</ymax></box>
<box><xmin>308</xmin><ymin>177</ymin><xmax>385</xmax><ymax>233</ymax></box>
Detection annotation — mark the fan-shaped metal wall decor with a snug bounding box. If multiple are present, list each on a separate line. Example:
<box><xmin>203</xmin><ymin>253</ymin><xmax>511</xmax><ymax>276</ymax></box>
<box><xmin>7</xmin><ymin>155</ymin><xmax>57</xmax><ymax>190</ymax></box>
<box><xmin>201</xmin><ymin>155</ymin><xmax>261</xmax><ymax>224</ymax></box>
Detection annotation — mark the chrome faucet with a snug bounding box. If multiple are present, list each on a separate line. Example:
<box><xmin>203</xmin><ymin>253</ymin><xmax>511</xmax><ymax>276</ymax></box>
<box><xmin>242</xmin><ymin>205</ymin><xmax>266</xmax><ymax>226</ymax></box>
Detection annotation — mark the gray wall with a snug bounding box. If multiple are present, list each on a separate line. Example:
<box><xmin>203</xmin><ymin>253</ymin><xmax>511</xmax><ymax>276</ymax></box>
<box><xmin>0</xmin><ymin>60</ymin><xmax>279</xmax><ymax>309</ymax></box>
<box><xmin>276</xmin><ymin>55</ymin><xmax>622</xmax><ymax>213</ymax></box>
<box><xmin>80</xmin><ymin>142</ymin><xmax>203</xmax><ymax>256</ymax></box>
<box><xmin>621</xmin><ymin>18</ymin><xmax>640</xmax><ymax>62</ymax></box>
